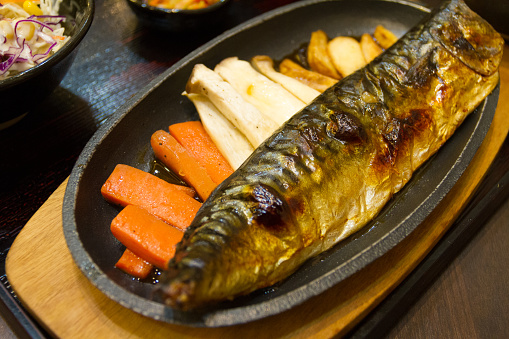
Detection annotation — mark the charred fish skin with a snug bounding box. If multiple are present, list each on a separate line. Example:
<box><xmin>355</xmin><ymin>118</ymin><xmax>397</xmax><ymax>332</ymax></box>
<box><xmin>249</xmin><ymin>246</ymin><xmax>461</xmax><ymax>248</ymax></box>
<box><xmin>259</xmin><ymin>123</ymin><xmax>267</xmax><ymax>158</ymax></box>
<box><xmin>161</xmin><ymin>0</ymin><xmax>503</xmax><ymax>310</ymax></box>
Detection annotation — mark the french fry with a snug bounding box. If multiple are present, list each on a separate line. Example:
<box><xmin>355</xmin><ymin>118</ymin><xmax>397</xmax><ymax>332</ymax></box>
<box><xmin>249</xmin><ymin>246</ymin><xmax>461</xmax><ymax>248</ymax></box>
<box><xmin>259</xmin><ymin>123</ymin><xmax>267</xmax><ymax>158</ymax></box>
<box><xmin>327</xmin><ymin>36</ymin><xmax>367</xmax><ymax>77</ymax></box>
<box><xmin>373</xmin><ymin>24</ymin><xmax>398</xmax><ymax>49</ymax></box>
<box><xmin>360</xmin><ymin>33</ymin><xmax>383</xmax><ymax>63</ymax></box>
<box><xmin>186</xmin><ymin>64</ymin><xmax>278</xmax><ymax>147</ymax></box>
<box><xmin>214</xmin><ymin>57</ymin><xmax>306</xmax><ymax>126</ymax></box>
<box><xmin>251</xmin><ymin>55</ymin><xmax>320</xmax><ymax>104</ymax></box>
<box><xmin>307</xmin><ymin>30</ymin><xmax>342</xmax><ymax>79</ymax></box>
<box><xmin>278</xmin><ymin>58</ymin><xmax>337</xmax><ymax>93</ymax></box>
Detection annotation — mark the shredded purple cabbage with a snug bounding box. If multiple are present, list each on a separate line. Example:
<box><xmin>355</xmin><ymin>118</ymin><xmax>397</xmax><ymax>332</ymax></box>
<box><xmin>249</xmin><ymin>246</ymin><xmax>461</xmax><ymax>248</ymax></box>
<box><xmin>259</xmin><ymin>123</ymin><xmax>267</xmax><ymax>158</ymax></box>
<box><xmin>0</xmin><ymin>14</ymin><xmax>66</xmax><ymax>77</ymax></box>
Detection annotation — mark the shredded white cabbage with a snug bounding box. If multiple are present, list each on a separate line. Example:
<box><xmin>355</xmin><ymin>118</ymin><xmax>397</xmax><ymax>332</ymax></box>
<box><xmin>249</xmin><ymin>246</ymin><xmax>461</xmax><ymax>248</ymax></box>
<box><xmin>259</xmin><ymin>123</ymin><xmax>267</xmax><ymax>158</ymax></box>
<box><xmin>40</xmin><ymin>0</ymin><xmax>61</xmax><ymax>15</ymax></box>
<box><xmin>0</xmin><ymin>0</ymin><xmax>68</xmax><ymax>79</ymax></box>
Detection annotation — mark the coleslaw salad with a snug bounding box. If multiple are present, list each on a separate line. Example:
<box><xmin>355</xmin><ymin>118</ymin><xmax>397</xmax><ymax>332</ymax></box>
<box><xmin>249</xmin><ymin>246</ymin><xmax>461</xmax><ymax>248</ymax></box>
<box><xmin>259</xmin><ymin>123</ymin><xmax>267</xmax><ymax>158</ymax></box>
<box><xmin>0</xmin><ymin>0</ymin><xmax>68</xmax><ymax>79</ymax></box>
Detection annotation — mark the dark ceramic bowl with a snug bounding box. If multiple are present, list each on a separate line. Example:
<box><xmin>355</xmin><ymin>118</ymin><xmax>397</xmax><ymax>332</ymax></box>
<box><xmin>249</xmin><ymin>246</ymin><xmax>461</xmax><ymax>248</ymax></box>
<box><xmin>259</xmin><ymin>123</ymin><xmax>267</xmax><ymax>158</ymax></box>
<box><xmin>0</xmin><ymin>0</ymin><xmax>94</xmax><ymax>129</ymax></box>
<box><xmin>126</xmin><ymin>0</ymin><xmax>231</xmax><ymax>32</ymax></box>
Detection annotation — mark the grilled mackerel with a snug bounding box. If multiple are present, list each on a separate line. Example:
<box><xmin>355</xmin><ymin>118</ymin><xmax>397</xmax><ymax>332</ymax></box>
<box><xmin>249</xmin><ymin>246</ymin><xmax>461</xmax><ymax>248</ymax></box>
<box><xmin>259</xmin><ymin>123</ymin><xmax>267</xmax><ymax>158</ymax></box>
<box><xmin>160</xmin><ymin>0</ymin><xmax>503</xmax><ymax>310</ymax></box>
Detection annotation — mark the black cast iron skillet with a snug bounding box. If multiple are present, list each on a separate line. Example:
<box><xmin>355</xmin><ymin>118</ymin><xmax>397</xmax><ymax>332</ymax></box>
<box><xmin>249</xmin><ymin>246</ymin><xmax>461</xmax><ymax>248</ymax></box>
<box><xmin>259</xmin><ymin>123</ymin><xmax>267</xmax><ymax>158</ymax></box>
<box><xmin>62</xmin><ymin>0</ymin><xmax>499</xmax><ymax>327</ymax></box>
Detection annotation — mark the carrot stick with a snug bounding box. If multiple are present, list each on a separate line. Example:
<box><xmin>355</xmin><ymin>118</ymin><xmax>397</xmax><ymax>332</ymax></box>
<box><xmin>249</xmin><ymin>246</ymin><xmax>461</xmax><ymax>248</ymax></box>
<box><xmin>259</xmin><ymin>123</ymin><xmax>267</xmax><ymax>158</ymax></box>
<box><xmin>169</xmin><ymin>121</ymin><xmax>234</xmax><ymax>185</ymax></box>
<box><xmin>101</xmin><ymin>164</ymin><xmax>201</xmax><ymax>230</ymax></box>
<box><xmin>151</xmin><ymin>130</ymin><xmax>217</xmax><ymax>201</ymax></box>
<box><xmin>111</xmin><ymin>205</ymin><xmax>184</xmax><ymax>269</ymax></box>
<box><xmin>115</xmin><ymin>249</ymin><xmax>153</xmax><ymax>279</ymax></box>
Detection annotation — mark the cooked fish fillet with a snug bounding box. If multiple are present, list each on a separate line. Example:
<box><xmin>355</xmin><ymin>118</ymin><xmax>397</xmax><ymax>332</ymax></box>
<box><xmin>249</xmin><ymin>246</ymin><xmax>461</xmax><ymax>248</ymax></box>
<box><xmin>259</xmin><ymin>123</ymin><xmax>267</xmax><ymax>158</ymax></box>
<box><xmin>159</xmin><ymin>0</ymin><xmax>503</xmax><ymax>310</ymax></box>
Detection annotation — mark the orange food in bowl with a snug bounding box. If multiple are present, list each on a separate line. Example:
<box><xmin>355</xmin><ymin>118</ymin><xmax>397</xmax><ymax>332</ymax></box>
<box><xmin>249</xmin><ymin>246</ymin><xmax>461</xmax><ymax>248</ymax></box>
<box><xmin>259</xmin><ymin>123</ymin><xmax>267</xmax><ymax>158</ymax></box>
<box><xmin>147</xmin><ymin>0</ymin><xmax>220</xmax><ymax>10</ymax></box>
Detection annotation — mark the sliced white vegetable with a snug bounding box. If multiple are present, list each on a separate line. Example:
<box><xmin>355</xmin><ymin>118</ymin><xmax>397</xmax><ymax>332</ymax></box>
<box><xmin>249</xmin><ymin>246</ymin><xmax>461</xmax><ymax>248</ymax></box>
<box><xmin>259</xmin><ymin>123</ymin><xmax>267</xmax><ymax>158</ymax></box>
<box><xmin>251</xmin><ymin>55</ymin><xmax>321</xmax><ymax>104</ymax></box>
<box><xmin>360</xmin><ymin>33</ymin><xmax>383</xmax><ymax>63</ymax></box>
<box><xmin>186</xmin><ymin>64</ymin><xmax>277</xmax><ymax>148</ymax></box>
<box><xmin>373</xmin><ymin>25</ymin><xmax>398</xmax><ymax>50</ymax></box>
<box><xmin>214</xmin><ymin>57</ymin><xmax>306</xmax><ymax>125</ymax></box>
<box><xmin>327</xmin><ymin>36</ymin><xmax>367</xmax><ymax>77</ymax></box>
<box><xmin>184</xmin><ymin>92</ymin><xmax>254</xmax><ymax>170</ymax></box>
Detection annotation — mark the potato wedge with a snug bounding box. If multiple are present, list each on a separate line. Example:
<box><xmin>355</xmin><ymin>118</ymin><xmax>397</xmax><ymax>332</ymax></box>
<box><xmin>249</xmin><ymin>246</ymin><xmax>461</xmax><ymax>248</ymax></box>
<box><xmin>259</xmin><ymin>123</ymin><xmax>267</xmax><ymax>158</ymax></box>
<box><xmin>278</xmin><ymin>58</ymin><xmax>337</xmax><ymax>93</ymax></box>
<box><xmin>186</xmin><ymin>64</ymin><xmax>278</xmax><ymax>147</ymax></box>
<box><xmin>307</xmin><ymin>30</ymin><xmax>341</xmax><ymax>79</ymax></box>
<box><xmin>373</xmin><ymin>24</ymin><xmax>398</xmax><ymax>49</ymax></box>
<box><xmin>214</xmin><ymin>57</ymin><xmax>306</xmax><ymax>125</ymax></box>
<box><xmin>184</xmin><ymin>92</ymin><xmax>254</xmax><ymax>169</ymax></box>
<box><xmin>251</xmin><ymin>55</ymin><xmax>320</xmax><ymax>104</ymax></box>
<box><xmin>360</xmin><ymin>33</ymin><xmax>383</xmax><ymax>63</ymax></box>
<box><xmin>327</xmin><ymin>36</ymin><xmax>366</xmax><ymax>77</ymax></box>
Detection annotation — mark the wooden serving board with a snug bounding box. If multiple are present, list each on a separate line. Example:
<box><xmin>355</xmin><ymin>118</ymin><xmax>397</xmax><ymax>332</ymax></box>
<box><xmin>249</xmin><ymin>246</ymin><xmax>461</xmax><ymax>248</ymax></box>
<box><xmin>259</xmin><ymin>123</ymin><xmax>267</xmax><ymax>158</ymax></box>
<box><xmin>5</xmin><ymin>48</ymin><xmax>509</xmax><ymax>339</ymax></box>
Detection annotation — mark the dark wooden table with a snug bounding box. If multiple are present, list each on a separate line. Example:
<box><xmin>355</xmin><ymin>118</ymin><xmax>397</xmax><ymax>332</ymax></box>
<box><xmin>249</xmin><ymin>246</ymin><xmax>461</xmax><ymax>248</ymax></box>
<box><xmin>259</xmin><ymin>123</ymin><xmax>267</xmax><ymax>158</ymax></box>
<box><xmin>0</xmin><ymin>0</ymin><xmax>507</xmax><ymax>337</ymax></box>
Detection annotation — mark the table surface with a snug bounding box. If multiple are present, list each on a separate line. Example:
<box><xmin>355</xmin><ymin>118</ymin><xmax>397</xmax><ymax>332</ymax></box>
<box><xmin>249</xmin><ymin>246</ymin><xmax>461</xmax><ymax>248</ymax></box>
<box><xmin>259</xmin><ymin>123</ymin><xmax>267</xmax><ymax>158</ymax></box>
<box><xmin>0</xmin><ymin>0</ymin><xmax>508</xmax><ymax>337</ymax></box>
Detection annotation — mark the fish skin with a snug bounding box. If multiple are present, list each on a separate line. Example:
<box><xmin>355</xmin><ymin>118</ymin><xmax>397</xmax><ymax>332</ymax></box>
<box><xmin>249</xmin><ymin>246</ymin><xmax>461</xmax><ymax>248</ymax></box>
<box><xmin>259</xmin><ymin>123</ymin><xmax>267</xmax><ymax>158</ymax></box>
<box><xmin>159</xmin><ymin>0</ymin><xmax>503</xmax><ymax>310</ymax></box>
